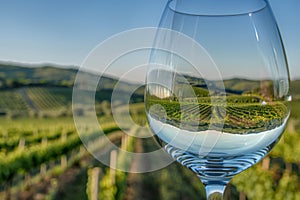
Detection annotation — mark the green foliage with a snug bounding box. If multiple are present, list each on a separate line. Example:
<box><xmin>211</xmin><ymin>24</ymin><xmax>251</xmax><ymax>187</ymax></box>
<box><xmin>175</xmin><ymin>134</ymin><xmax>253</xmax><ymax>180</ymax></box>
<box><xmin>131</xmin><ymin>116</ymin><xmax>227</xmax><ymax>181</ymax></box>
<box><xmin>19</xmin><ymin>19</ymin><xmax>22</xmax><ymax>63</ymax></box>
<box><xmin>0</xmin><ymin>128</ymin><xmax>74</xmax><ymax>152</ymax></box>
<box><xmin>0</xmin><ymin>134</ymin><xmax>79</xmax><ymax>182</ymax></box>
<box><xmin>232</xmin><ymin>165</ymin><xmax>275</xmax><ymax>200</ymax></box>
<box><xmin>99</xmin><ymin>169</ymin><xmax>117</xmax><ymax>200</ymax></box>
<box><xmin>0</xmin><ymin>118</ymin><xmax>120</xmax><ymax>183</ymax></box>
<box><xmin>271</xmin><ymin>131</ymin><xmax>300</xmax><ymax>163</ymax></box>
<box><xmin>232</xmin><ymin>164</ymin><xmax>300</xmax><ymax>200</ymax></box>
<box><xmin>290</xmin><ymin>100</ymin><xmax>300</xmax><ymax>119</ymax></box>
<box><xmin>129</xmin><ymin>103</ymin><xmax>148</xmax><ymax>126</ymax></box>
<box><xmin>158</xmin><ymin>164</ymin><xmax>205</xmax><ymax>200</ymax></box>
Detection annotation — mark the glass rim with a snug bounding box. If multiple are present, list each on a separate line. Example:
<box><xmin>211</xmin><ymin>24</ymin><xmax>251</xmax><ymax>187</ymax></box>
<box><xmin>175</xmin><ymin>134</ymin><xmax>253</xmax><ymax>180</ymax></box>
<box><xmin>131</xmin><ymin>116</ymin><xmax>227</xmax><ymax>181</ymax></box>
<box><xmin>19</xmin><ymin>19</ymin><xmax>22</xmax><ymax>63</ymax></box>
<box><xmin>167</xmin><ymin>0</ymin><xmax>268</xmax><ymax>17</ymax></box>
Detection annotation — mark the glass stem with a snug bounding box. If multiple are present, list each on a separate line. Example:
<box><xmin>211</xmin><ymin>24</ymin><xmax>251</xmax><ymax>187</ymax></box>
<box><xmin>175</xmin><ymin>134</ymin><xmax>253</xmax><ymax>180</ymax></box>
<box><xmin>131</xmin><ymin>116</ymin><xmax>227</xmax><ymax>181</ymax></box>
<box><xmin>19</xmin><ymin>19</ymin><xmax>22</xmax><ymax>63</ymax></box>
<box><xmin>205</xmin><ymin>184</ymin><xmax>226</xmax><ymax>200</ymax></box>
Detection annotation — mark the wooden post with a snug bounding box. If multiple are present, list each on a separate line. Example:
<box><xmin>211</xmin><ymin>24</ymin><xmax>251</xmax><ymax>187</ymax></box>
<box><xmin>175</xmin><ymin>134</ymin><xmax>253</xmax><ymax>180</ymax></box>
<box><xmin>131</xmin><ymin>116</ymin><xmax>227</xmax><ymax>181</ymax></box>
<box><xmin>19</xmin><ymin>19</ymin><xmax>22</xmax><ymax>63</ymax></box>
<box><xmin>110</xmin><ymin>150</ymin><xmax>117</xmax><ymax>185</ymax></box>
<box><xmin>239</xmin><ymin>191</ymin><xmax>246</xmax><ymax>200</ymax></box>
<box><xmin>49</xmin><ymin>160</ymin><xmax>55</xmax><ymax>169</ymax></box>
<box><xmin>61</xmin><ymin>155</ymin><xmax>67</xmax><ymax>169</ymax></box>
<box><xmin>34</xmin><ymin>129</ymin><xmax>39</xmax><ymax>136</ymax></box>
<box><xmin>18</xmin><ymin>138</ymin><xmax>25</xmax><ymax>150</ymax></box>
<box><xmin>40</xmin><ymin>163</ymin><xmax>47</xmax><ymax>177</ymax></box>
<box><xmin>61</xmin><ymin>133</ymin><xmax>67</xmax><ymax>142</ymax></box>
<box><xmin>42</xmin><ymin>137</ymin><xmax>48</xmax><ymax>146</ymax></box>
<box><xmin>121</xmin><ymin>134</ymin><xmax>127</xmax><ymax>150</ymax></box>
<box><xmin>91</xmin><ymin>167</ymin><xmax>101</xmax><ymax>200</ymax></box>
<box><xmin>4</xmin><ymin>131</ymin><xmax>8</xmax><ymax>139</ymax></box>
<box><xmin>25</xmin><ymin>174</ymin><xmax>32</xmax><ymax>188</ymax></box>
<box><xmin>262</xmin><ymin>156</ymin><xmax>270</xmax><ymax>170</ymax></box>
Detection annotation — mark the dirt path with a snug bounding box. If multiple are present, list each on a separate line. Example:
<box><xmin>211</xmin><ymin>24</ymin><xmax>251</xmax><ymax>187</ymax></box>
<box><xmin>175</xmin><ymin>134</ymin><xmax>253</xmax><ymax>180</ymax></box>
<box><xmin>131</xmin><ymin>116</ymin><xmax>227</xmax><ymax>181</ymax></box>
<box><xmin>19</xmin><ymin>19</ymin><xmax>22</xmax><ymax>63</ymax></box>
<box><xmin>52</xmin><ymin>166</ymin><xmax>88</xmax><ymax>200</ymax></box>
<box><xmin>123</xmin><ymin>136</ymin><xmax>160</xmax><ymax>200</ymax></box>
<box><xmin>123</xmin><ymin>138</ymin><xmax>144</xmax><ymax>200</ymax></box>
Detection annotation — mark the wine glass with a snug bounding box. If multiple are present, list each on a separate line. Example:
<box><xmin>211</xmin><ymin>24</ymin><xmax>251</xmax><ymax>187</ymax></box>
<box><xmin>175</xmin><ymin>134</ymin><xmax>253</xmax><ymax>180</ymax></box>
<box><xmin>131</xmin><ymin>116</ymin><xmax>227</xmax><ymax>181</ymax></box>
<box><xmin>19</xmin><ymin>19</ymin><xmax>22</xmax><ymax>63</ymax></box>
<box><xmin>145</xmin><ymin>0</ymin><xmax>291</xmax><ymax>199</ymax></box>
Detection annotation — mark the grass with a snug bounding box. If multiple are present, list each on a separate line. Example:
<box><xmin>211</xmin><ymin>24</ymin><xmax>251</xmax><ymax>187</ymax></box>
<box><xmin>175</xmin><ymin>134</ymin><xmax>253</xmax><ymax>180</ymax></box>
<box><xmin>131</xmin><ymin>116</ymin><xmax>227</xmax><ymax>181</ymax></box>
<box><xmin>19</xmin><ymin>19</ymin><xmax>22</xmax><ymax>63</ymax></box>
<box><xmin>0</xmin><ymin>117</ymin><xmax>75</xmax><ymax>132</ymax></box>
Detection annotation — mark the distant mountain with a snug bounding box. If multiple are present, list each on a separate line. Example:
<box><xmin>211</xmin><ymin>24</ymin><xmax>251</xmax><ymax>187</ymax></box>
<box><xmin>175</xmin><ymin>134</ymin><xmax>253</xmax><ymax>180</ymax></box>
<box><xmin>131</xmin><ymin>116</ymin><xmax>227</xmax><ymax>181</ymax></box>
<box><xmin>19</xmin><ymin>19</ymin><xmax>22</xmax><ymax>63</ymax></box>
<box><xmin>0</xmin><ymin>62</ymin><xmax>143</xmax><ymax>93</ymax></box>
<box><xmin>0</xmin><ymin>64</ymin><xmax>76</xmax><ymax>87</ymax></box>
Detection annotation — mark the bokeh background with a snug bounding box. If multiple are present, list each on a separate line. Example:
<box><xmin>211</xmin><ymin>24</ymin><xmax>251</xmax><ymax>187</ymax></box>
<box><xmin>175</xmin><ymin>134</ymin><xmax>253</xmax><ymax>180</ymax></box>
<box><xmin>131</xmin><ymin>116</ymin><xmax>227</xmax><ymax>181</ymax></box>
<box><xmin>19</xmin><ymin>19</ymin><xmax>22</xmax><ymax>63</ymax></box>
<box><xmin>0</xmin><ymin>0</ymin><xmax>299</xmax><ymax>200</ymax></box>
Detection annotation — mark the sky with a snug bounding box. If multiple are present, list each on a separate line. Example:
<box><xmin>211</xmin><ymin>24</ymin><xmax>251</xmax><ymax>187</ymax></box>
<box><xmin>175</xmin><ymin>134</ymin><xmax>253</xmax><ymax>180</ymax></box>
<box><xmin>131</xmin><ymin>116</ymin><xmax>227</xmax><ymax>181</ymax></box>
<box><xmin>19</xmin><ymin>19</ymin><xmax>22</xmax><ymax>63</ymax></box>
<box><xmin>0</xmin><ymin>0</ymin><xmax>299</xmax><ymax>79</ymax></box>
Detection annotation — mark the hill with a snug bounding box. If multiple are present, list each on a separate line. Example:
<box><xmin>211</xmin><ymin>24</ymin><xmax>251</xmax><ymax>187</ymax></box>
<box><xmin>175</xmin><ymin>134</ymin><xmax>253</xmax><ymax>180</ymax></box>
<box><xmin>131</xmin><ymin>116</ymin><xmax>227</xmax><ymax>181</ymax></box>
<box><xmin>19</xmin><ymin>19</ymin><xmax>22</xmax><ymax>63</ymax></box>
<box><xmin>0</xmin><ymin>63</ymin><xmax>142</xmax><ymax>90</ymax></box>
<box><xmin>1</xmin><ymin>62</ymin><xmax>299</xmax><ymax>118</ymax></box>
<box><xmin>0</xmin><ymin>63</ymin><xmax>144</xmax><ymax>117</ymax></box>
<box><xmin>0</xmin><ymin>64</ymin><xmax>76</xmax><ymax>88</ymax></box>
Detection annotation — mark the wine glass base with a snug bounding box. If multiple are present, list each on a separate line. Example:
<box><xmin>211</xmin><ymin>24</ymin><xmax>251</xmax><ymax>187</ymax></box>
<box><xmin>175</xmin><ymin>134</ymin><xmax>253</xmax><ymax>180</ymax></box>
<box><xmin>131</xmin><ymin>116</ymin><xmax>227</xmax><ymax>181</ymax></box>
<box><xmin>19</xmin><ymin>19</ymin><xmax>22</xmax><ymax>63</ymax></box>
<box><xmin>205</xmin><ymin>185</ymin><xmax>226</xmax><ymax>200</ymax></box>
<box><xmin>165</xmin><ymin>144</ymin><xmax>269</xmax><ymax>185</ymax></box>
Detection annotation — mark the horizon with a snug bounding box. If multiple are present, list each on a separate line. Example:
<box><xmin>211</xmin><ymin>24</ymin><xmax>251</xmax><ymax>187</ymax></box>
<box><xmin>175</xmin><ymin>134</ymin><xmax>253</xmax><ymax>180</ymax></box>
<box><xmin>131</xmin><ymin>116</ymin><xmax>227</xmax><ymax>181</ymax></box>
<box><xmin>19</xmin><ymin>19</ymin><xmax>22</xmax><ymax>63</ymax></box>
<box><xmin>2</xmin><ymin>60</ymin><xmax>300</xmax><ymax>82</ymax></box>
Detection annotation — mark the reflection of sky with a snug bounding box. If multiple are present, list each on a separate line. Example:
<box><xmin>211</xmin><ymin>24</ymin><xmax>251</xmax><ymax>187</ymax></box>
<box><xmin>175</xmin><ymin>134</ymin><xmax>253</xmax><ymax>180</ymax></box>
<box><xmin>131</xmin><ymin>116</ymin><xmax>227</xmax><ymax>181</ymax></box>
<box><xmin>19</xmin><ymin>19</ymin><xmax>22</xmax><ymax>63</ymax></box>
<box><xmin>0</xmin><ymin>0</ymin><xmax>299</xmax><ymax>80</ymax></box>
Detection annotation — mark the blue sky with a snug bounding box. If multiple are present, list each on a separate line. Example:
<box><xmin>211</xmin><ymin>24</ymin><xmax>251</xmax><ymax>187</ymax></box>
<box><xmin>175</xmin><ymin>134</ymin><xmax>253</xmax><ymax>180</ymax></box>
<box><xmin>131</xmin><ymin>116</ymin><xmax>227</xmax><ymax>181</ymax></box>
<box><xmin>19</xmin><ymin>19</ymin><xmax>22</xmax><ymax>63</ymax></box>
<box><xmin>0</xmin><ymin>0</ymin><xmax>299</xmax><ymax>79</ymax></box>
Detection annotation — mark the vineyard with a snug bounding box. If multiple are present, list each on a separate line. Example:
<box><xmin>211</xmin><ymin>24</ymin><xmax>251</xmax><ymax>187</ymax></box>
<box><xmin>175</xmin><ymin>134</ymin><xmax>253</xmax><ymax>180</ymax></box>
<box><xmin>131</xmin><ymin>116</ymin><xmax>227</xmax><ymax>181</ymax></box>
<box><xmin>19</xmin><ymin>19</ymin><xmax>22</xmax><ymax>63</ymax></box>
<box><xmin>0</xmin><ymin>90</ymin><xmax>29</xmax><ymax>114</ymax></box>
<box><xmin>0</xmin><ymin>65</ymin><xmax>299</xmax><ymax>199</ymax></box>
<box><xmin>0</xmin><ymin>86</ymin><xmax>144</xmax><ymax>119</ymax></box>
<box><xmin>0</xmin><ymin>101</ymin><xmax>299</xmax><ymax>199</ymax></box>
<box><xmin>25</xmin><ymin>87</ymin><xmax>72</xmax><ymax>111</ymax></box>
<box><xmin>0</xmin><ymin>117</ymin><xmax>123</xmax><ymax>199</ymax></box>
<box><xmin>0</xmin><ymin>115</ymin><xmax>210</xmax><ymax>200</ymax></box>
<box><xmin>0</xmin><ymin>87</ymin><xmax>72</xmax><ymax>118</ymax></box>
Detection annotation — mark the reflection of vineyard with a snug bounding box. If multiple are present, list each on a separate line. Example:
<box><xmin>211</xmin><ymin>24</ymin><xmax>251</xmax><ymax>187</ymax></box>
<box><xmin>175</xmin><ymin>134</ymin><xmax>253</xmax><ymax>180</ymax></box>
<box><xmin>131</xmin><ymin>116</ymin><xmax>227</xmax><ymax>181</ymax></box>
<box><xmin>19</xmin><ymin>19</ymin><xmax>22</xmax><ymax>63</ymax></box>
<box><xmin>147</xmin><ymin>96</ymin><xmax>288</xmax><ymax>134</ymax></box>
